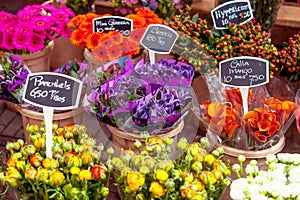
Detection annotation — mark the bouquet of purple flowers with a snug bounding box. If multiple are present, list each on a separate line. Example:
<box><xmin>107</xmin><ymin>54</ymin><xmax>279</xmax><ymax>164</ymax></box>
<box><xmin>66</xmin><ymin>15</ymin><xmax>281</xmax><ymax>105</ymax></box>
<box><xmin>85</xmin><ymin>58</ymin><xmax>194</xmax><ymax>134</ymax></box>
<box><xmin>0</xmin><ymin>55</ymin><xmax>29</xmax><ymax>104</ymax></box>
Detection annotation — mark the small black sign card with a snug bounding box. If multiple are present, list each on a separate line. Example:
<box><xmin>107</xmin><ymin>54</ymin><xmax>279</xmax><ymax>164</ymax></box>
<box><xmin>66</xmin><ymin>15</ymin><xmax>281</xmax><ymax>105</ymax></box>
<box><xmin>211</xmin><ymin>0</ymin><xmax>253</xmax><ymax>29</ymax></box>
<box><xmin>140</xmin><ymin>24</ymin><xmax>179</xmax><ymax>54</ymax></box>
<box><xmin>219</xmin><ymin>56</ymin><xmax>269</xmax><ymax>87</ymax></box>
<box><xmin>23</xmin><ymin>73</ymin><xmax>82</xmax><ymax>110</ymax></box>
<box><xmin>93</xmin><ymin>16</ymin><xmax>133</xmax><ymax>36</ymax></box>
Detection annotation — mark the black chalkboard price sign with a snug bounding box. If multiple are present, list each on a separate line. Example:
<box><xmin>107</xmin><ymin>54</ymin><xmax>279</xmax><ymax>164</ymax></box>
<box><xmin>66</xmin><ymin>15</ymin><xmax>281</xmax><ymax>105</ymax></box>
<box><xmin>211</xmin><ymin>0</ymin><xmax>253</xmax><ymax>29</ymax></box>
<box><xmin>23</xmin><ymin>73</ymin><xmax>83</xmax><ymax>110</ymax></box>
<box><xmin>140</xmin><ymin>24</ymin><xmax>179</xmax><ymax>54</ymax></box>
<box><xmin>219</xmin><ymin>56</ymin><xmax>269</xmax><ymax>87</ymax></box>
<box><xmin>93</xmin><ymin>16</ymin><xmax>133</xmax><ymax>36</ymax></box>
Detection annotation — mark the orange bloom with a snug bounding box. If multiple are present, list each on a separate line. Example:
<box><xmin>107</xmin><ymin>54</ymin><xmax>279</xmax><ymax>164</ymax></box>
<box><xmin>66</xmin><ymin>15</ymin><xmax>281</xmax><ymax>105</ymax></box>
<box><xmin>70</xmin><ymin>29</ymin><xmax>86</xmax><ymax>47</ymax></box>
<box><xmin>243</xmin><ymin>108</ymin><xmax>281</xmax><ymax>143</ymax></box>
<box><xmin>86</xmin><ymin>32</ymin><xmax>102</xmax><ymax>50</ymax></box>
<box><xmin>202</xmin><ymin>102</ymin><xmax>242</xmax><ymax>139</ymax></box>
<box><xmin>125</xmin><ymin>14</ymin><xmax>146</xmax><ymax>28</ymax></box>
<box><xmin>93</xmin><ymin>45</ymin><xmax>108</xmax><ymax>63</ymax></box>
<box><xmin>106</xmin><ymin>44</ymin><xmax>122</xmax><ymax>61</ymax></box>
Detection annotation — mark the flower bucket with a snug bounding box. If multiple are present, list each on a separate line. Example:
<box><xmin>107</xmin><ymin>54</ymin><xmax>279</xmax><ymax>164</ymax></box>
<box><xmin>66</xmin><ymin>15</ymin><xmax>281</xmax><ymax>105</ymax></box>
<box><xmin>207</xmin><ymin>131</ymin><xmax>285</xmax><ymax>178</ymax></box>
<box><xmin>107</xmin><ymin>120</ymin><xmax>184</xmax><ymax>151</ymax></box>
<box><xmin>0</xmin><ymin>41</ymin><xmax>54</xmax><ymax>73</ymax></box>
<box><xmin>50</xmin><ymin>37</ymin><xmax>85</xmax><ymax>71</ymax></box>
<box><xmin>16</xmin><ymin>105</ymin><xmax>84</xmax><ymax>143</ymax></box>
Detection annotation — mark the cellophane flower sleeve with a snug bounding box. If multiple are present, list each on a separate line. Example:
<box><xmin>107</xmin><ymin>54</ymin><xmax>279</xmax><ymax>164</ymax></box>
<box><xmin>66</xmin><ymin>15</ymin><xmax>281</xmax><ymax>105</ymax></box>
<box><xmin>197</xmin><ymin>72</ymin><xmax>297</xmax><ymax>150</ymax></box>
<box><xmin>84</xmin><ymin>57</ymin><xmax>198</xmax><ymax>135</ymax></box>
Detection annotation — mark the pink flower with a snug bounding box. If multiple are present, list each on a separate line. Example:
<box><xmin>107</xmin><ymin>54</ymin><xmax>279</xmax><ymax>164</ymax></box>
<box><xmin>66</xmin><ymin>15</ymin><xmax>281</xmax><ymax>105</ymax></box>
<box><xmin>2</xmin><ymin>33</ymin><xmax>14</xmax><ymax>51</ymax></box>
<box><xmin>32</xmin><ymin>16</ymin><xmax>51</xmax><ymax>31</ymax></box>
<box><xmin>27</xmin><ymin>34</ymin><xmax>45</xmax><ymax>52</ymax></box>
<box><xmin>17</xmin><ymin>22</ymin><xmax>33</xmax><ymax>35</ymax></box>
<box><xmin>13</xmin><ymin>32</ymin><xmax>30</xmax><ymax>50</ymax></box>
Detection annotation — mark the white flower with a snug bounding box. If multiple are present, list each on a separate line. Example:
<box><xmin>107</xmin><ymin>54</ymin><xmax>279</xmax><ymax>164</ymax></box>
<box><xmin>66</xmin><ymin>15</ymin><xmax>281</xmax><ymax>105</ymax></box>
<box><xmin>288</xmin><ymin>166</ymin><xmax>300</xmax><ymax>183</ymax></box>
<box><xmin>245</xmin><ymin>164</ymin><xmax>258</xmax><ymax>175</ymax></box>
<box><xmin>230</xmin><ymin>178</ymin><xmax>249</xmax><ymax>200</ymax></box>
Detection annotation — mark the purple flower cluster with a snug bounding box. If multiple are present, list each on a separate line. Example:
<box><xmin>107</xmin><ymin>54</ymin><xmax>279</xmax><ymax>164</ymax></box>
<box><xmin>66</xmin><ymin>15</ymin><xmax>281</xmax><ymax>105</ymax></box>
<box><xmin>0</xmin><ymin>55</ymin><xmax>29</xmax><ymax>103</ymax></box>
<box><xmin>0</xmin><ymin>4</ymin><xmax>74</xmax><ymax>54</ymax></box>
<box><xmin>135</xmin><ymin>58</ymin><xmax>194</xmax><ymax>87</ymax></box>
<box><xmin>85</xmin><ymin>58</ymin><xmax>194</xmax><ymax>134</ymax></box>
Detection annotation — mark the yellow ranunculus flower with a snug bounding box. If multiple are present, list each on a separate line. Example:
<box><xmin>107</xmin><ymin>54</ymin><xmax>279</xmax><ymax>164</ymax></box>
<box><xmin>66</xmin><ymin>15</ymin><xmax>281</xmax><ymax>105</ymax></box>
<box><xmin>81</xmin><ymin>151</ymin><xmax>93</xmax><ymax>165</ymax></box>
<box><xmin>25</xmin><ymin>167</ymin><xmax>37</xmax><ymax>180</ymax></box>
<box><xmin>155</xmin><ymin>169</ymin><xmax>168</xmax><ymax>183</ymax></box>
<box><xmin>49</xmin><ymin>169</ymin><xmax>65</xmax><ymax>186</ymax></box>
<box><xmin>36</xmin><ymin>168</ymin><xmax>49</xmax><ymax>182</ymax></box>
<box><xmin>70</xmin><ymin>166</ymin><xmax>81</xmax><ymax>175</ymax></box>
<box><xmin>78</xmin><ymin>169</ymin><xmax>92</xmax><ymax>181</ymax></box>
<box><xmin>42</xmin><ymin>158</ymin><xmax>58</xmax><ymax>169</ymax></box>
<box><xmin>66</xmin><ymin>152</ymin><xmax>81</xmax><ymax>168</ymax></box>
<box><xmin>6</xmin><ymin>167</ymin><xmax>22</xmax><ymax>179</ymax></box>
<box><xmin>199</xmin><ymin>171</ymin><xmax>217</xmax><ymax>185</ymax></box>
<box><xmin>33</xmin><ymin>137</ymin><xmax>45</xmax><ymax>149</ymax></box>
<box><xmin>149</xmin><ymin>181</ymin><xmax>165</xmax><ymax>198</ymax></box>
<box><xmin>126</xmin><ymin>171</ymin><xmax>145</xmax><ymax>191</ymax></box>
<box><xmin>6</xmin><ymin>158</ymin><xmax>16</xmax><ymax>168</ymax></box>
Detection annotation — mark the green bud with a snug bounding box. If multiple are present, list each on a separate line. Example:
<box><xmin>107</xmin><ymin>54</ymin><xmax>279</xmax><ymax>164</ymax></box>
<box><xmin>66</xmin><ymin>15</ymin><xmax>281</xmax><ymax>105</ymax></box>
<box><xmin>200</xmin><ymin>137</ymin><xmax>211</xmax><ymax>149</ymax></box>
<box><xmin>101</xmin><ymin>187</ymin><xmax>109</xmax><ymax>196</ymax></box>
<box><xmin>140</xmin><ymin>131</ymin><xmax>149</xmax><ymax>139</ymax></box>
<box><xmin>238</xmin><ymin>155</ymin><xmax>246</xmax><ymax>163</ymax></box>
<box><xmin>106</xmin><ymin>147</ymin><xmax>114</xmax><ymax>155</ymax></box>
<box><xmin>134</xmin><ymin>140</ymin><xmax>142</xmax><ymax>149</ymax></box>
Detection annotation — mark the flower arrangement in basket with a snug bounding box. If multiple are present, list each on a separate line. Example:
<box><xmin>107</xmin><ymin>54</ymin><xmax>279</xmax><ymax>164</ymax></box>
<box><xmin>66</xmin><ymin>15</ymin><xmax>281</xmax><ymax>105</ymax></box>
<box><xmin>84</xmin><ymin>58</ymin><xmax>194</xmax><ymax>134</ymax></box>
<box><xmin>111</xmin><ymin>0</ymin><xmax>191</xmax><ymax>20</ymax></box>
<box><xmin>0</xmin><ymin>124</ymin><xmax>111</xmax><ymax>200</ymax></box>
<box><xmin>0</xmin><ymin>4</ymin><xmax>74</xmax><ymax>54</ymax></box>
<box><xmin>0</xmin><ymin>55</ymin><xmax>30</xmax><ymax>104</ymax></box>
<box><xmin>230</xmin><ymin>153</ymin><xmax>300</xmax><ymax>199</ymax></box>
<box><xmin>112</xmin><ymin>134</ymin><xmax>231</xmax><ymax>199</ymax></box>
<box><xmin>68</xmin><ymin>8</ymin><xmax>163</xmax><ymax>63</ymax></box>
<box><xmin>198</xmin><ymin>75</ymin><xmax>297</xmax><ymax>151</ymax></box>
<box><xmin>52</xmin><ymin>0</ymin><xmax>95</xmax><ymax>15</ymax></box>
<box><xmin>168</xmin><ymin>6</ymin><xmax>280</xmax><ymax>77</ymax></box>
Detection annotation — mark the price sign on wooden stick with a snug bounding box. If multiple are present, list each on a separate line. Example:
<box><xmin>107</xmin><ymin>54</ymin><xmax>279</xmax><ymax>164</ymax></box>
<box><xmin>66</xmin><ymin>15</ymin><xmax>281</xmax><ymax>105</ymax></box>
<box><xmin>219</xmin><ymin>56</ymin><xmax>269</xmax><ymax>114</ymax></box>
<box><xmin>140</xmin><ymin>24</ymin><xmax>178</xmax><ymax>64</ymax></box>
<box><xmin>23</xmin><ymin>72</ymin><xmax>83</xmax><ymax>158</ymax></box>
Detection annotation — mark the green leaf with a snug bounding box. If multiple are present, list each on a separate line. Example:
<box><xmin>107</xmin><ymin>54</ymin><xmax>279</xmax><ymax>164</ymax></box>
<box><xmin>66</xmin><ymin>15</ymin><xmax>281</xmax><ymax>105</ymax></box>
<box><xmin>129</xmin><ymin>94</ymin><xmax>142</xmax><ymax>100</ymax></box>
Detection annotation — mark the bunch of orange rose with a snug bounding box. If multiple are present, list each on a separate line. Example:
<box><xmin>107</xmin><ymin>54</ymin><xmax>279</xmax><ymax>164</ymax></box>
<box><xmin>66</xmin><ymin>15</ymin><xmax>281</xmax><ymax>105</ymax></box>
<box><xmin>68</xmin><ymin>8</ymin><xmax>163</xmax><ymax>62</ymax></box>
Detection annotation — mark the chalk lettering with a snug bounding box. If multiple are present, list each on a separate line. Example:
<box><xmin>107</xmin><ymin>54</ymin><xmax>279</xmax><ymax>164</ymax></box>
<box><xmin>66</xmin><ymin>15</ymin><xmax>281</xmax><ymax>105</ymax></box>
<box><xmin>30</xmin><ymin>76</ymin><xmax>71</xmax><ymax>90</ymax></box>
<box><xmin>151</xmin><ymin>27</ymin><xmax>173</xmax><ymax>38</ymax></box>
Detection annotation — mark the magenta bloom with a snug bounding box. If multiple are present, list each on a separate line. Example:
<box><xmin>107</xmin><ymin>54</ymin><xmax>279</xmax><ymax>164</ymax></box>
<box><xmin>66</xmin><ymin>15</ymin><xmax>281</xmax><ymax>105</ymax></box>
<box><xmin>2</xmin><ymin>33</ymin><xmax>14</xmax><ymax>51</ymax></box>
<box><xmin>27</xmin><ymin>34</ymin><xmax>45</xmax><ymax>52</ymax></box>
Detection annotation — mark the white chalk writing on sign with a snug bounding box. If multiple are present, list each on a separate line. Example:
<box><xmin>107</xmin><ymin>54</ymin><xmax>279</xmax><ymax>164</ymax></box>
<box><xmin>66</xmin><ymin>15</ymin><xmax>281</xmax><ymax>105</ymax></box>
<box><xmin>219</xmin><ymin>56</ymin><xmax>269</xmax><ymax>87</ymax></box>
<box><xmin>29</xmin><ymin>76</ymin><xmax>70</xmax><ymax>104</ymax></box>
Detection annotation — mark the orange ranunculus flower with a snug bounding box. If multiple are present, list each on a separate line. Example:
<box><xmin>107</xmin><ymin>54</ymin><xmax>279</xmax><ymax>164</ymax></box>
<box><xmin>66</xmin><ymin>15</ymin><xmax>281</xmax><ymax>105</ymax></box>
<box><xmin>180</xmin><ymin>182</ymin><xmax>197</xmax><ymax>199</ymax></box>
<box><xmin>126</xmin><ymin>171</ymin><xmax>145</xmax><ymax>191</ymax></box>
<box><xmin>244</xmin><ymin>108</ymin><xmax>281</xmax><ymax>143</ymax></box>
<box><xmin>6</xmin><ymin>158</ymin><xmax>16</xmax><ymax>168</ymax></box>
<box><xmin>90</xmin><ymin>163</ymin><xmax>107</xmax><ymax>179</ymax></box>
<box><xmin>49</xmin><ymin>169</ymin><xmax>65</xmax><ymax>186</ymax></box>
<box><xmin>78</xmin><ymin>170</ymin><xmax>92</xmax><ymax>181</ymax></box>
<box><xmin>149</xmin><ymin>182</ymin><xmax>165</xmax><ymax>198</ymax></box>
<box><xmin>81</xmin><ymin>151</ymin><xmax>93</xmax><ymax>165</ymax></box>
<box><xmin>30</xmin><ymin>153</ymin><xmax>44</xmax><ymax>168</ymax></box>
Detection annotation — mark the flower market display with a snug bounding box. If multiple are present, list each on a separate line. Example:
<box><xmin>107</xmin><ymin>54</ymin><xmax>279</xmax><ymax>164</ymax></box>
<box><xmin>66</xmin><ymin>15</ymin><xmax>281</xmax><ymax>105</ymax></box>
<box><xmin>85</xmin><ymin>58</ymin><xmax>195</xmax><ymax>135</ymax></box>
<box><xmin>111</xmin><ymin>0</ymin><xmax>191</xmax><ymax>20</ymax></box>
<box><xmin>230</xmin><ymin>153</ymin><xmax>300</xmax><ymax>199</ymax></box>
<box><xmin>68</xmin><ymin>8</ymin><xmax>163</xmax><ymax>64</ymax></box>
<box><xmin>0</xmin><ymin>55</ymin><xmax>29</xmax><ymax>104</ymax></box>
<box><xmin>112</xmin><ymin>135</ymin><xmax>231</xmax><ymax>199</ymax></box>
<box><xmin>0</xmin><ymin>4</ymin><xmax>74</xmax><ymax>54</ymax></box>
<box><xmin>0</xmin><ymin>123</ymin><xmax>111</xmax><ymax>200</ymax></box>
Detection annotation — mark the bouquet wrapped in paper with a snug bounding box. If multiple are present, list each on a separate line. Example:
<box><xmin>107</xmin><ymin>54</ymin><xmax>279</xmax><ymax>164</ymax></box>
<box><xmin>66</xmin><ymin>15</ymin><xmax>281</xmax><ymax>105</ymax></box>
<box><xmin>85</xmin><ymin>58</ymin><xmax>195</xmax><ymax>134</ymax></box>
<box><xmin>198</xmin><ymin>72</ymin><xmax>297</xmax><ymax>150</ymax></box>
